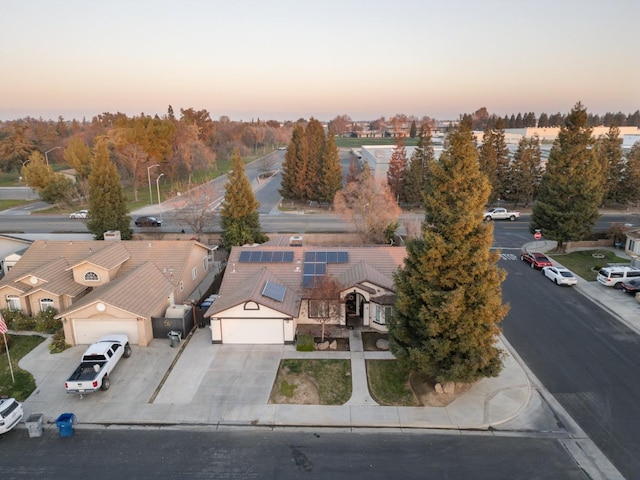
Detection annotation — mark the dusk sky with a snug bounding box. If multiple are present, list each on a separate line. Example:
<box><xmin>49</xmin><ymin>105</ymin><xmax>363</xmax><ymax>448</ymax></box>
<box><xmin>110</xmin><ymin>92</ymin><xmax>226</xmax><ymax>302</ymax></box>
<box><xmin>1</xmin><ymin>0</ymin><xmax>638</xmax><ymax>122</ymax></box>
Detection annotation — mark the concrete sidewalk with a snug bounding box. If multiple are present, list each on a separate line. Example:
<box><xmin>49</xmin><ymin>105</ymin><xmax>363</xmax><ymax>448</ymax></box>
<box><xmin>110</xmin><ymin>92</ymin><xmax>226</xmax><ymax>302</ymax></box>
<box><xmin>17</xmin><ymin>326</ymin><xmax>530</xmax><ymax>431</ymax></box>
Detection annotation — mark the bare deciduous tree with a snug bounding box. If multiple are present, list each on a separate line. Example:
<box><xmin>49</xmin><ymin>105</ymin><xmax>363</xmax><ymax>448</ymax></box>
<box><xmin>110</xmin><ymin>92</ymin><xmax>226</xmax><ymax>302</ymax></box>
<box><xmin>170</xmin><ymin>182</ymin><xmax>221</xmax><ymax>235</ymax></box>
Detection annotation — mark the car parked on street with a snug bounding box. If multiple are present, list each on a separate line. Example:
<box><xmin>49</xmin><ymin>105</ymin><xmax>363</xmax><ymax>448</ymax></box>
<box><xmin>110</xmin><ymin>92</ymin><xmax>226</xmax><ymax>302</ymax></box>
<box><xmin>69</xmin><ymin>210</ymin><xmax>89</xmax><ymax>219</ymax></box>
<box><xmin>0</xmin><ymin>397</ymin><xmax>23</xmax><ymax>435</ymax></box>
<box><xmin>134</xmin><ymin>216</ymin><xmax>162</xmax><ymax>227</ymax></box>
<box><xmin>542</xmin><ymin>266</ymin><xmax>578</xmax><ymax>286</ymax></box>
<box><xmin>620</xmin><ymin>278</ymin><xmax>640</xmax><ymax>294</ymax></box>
<box><xmin>521</xmin><ymin>252</ymin><xmax>553</xmax><ymax>269</ymax></box>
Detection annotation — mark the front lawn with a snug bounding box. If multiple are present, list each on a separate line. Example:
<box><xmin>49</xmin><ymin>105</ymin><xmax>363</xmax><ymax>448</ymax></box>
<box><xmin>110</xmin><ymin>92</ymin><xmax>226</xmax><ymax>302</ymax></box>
<box><xmin>0</xmin><ymin>334</ymin><xmax>45</xmax><ymax>401</ymax></box>
<box><xmin>366</xmin><ymin>359</ymin><xmax>419</xmax><ymax>406</ymax></box>
<box><xmin>549</xmin><ymin>249</ymin><xmax>629</xmax><ymax>281</ymax></box>
<box><xmin>270</xmin><ymin>359</ymin><xmax>351</xmax><ymax>405</ymax></box>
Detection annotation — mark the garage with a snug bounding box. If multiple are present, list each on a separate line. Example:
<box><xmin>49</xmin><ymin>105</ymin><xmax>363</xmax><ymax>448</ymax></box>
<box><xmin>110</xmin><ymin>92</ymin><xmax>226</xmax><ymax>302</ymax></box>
<box><xmin>72</xmin><ymin>318</ymin><xmax>139</xmax><ymax>345</ymax></box>
<box><xmin>221</xmin><ymin>318</ymin><xmax>284</xmax><ymax>344</ymax></box>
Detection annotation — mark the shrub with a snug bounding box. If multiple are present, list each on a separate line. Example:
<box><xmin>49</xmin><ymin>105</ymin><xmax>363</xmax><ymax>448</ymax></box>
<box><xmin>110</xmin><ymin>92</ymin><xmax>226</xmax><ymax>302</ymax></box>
<box><xmin>8</xmin><ymin>312</ymin><xmax>37</xmax><ymax>331</ymax></box>
<box><xmin>0</xmin><ymin>333</ymin><xmax>12</xmax><ymax>349</ymax></box>
<box><xmin>49</xmin><ymin>329</ymin><xmax>69</xmax><ymax>354</ymax></box>
<box><xmin>296</xmin><ymin>333</ymin><xmax>314</xmax><ymax>352</ymax></box>
<box><xmin>35</xmin><ymin>307</ymin><xmax>61</xmax><ymax>333</ymax></box>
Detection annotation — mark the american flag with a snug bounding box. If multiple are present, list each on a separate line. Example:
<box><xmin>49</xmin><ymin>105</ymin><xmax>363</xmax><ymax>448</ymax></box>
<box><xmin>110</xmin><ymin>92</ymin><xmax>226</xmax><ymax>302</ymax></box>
<box><xmin>0</xmin><ymin>312</ymin><xmax>7</xmax><ymax>334</ymax></box>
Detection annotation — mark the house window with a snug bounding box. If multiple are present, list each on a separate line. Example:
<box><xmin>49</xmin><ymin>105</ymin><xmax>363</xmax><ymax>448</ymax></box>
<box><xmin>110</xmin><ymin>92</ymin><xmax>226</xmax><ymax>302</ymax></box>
<box><xmin>192</xmin><ymin>267</ymin><xmax>197</xmax><ymax>280</ymax></box>
<box><xmin>374</xmin><ymin>305</ymin><xmax>392</xmax><ymax>325</ymax></box>
<box><xmin>203</xmin><ymin>256</ymin><xmax>209</xmax><ymax>271</ymax></box>
<box><xmin>40</xmin><ymin>298</ymin><xmax>54</xmax><ymax>312</ymax></box>
<box><xmin>629</xmin><ymin>239</ymin><xmax>636</xmax><ymax>253</ymax></box>
<box><xmin>84</xmin><ymin>271</ymin><xmax>99</xmax><ymax>281</ymax></box>
<box><xmin>7</xmin><ymin>295</ymin><xmax>21</xmax><ymax>312</ymax></box>
<box><xmin>308</xmin><ymin>299</ymin><xmax>336</xmax><ymax>318</ymax></box>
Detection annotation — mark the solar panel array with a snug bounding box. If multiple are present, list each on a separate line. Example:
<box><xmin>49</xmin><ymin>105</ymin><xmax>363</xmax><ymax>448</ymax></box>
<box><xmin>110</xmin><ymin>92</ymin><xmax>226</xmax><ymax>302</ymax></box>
<box><xmin>302</xmin><ymin>251</ymin><xmax>349</xmax><ymax>288</ymax></box>
<box><xmin>262</xmin><ymin>280</ymin><xmax>287</xmax><ymax>302</ymax></box>
<box><xmin>238</xmin><ymin>250</ymin><xmax>294</xmax><ymax>263</ymax></box>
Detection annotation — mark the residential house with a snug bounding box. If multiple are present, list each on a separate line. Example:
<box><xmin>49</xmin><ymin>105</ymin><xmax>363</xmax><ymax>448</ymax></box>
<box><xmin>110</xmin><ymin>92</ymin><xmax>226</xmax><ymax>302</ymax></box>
<box><xmin>205</xmin><ymin>245</ymin><xmax>406</xmax><ymax>344</ymax></box>
<box><xmin>0</xmin><ymin>239</ymin><xmax>213</xmax><ymax>346</ymax></box>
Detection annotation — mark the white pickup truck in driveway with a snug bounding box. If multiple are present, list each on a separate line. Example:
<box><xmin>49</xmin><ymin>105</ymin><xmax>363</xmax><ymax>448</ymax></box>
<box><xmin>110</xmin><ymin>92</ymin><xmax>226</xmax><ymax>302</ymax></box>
<box><xmin>483</xmin><ymin>207</ymin><xmax>520</xmax><ymax>221</ymax></box>
<box><xmin>65</xmin><ymin>334</ymin><xmax>131</xmax><ymax>395</ymax></box>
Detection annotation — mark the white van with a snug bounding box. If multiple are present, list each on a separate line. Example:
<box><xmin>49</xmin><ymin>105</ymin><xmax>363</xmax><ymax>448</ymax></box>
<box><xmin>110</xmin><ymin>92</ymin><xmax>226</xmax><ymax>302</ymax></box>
<box><xmin>596</xmin><ymin>266</ymin><xmax>640</xmax><ymax>288</ymax></box>
<box><xmin>0</xmin><ymin>397</ymin><xmax>24</xmax><ymax>434</ymax></box>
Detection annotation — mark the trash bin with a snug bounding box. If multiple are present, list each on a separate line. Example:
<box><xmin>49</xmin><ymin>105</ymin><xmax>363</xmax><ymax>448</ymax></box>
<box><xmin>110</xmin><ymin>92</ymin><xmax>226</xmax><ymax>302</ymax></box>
<box><xmin>26</xmin><ymin>413</ymin><xmax>44</xmax><ymax>438</ymax></box>
<box><xmin>55</xmin><ymin>413</ymin><xmax>76</xmax><ymax>438</ymax></box>
<box><xmin>168</xmin><ymin>330</ymin><xmax>181</xmax><ymax>347</ymax></box>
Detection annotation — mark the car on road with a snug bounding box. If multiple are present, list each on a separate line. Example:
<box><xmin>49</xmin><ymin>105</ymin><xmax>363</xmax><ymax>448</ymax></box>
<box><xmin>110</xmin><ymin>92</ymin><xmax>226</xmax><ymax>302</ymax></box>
<box><xmin>619</xmin><ymin>278</ymin><xmax>640</xmax><ymax>294</ymax></box>
<box><xmin>69</xmin><ymin>209</ymin><xmax>89</xmax><ymax>219</ymax></box>
<box><xmin>542</xmin><ymin>266</ymin><xmax>578</xmax><ymax>286</ymax></box>
<box><xmin>0</xmin><ymin>397</ymin><xmax>23</xmax><ymax>435</ymax></box>
<box><xmin>134</xmin><ymin>216</ymin><xmax>162</xmax><ymax>227</ymax></box>
<box><xmin>521</xmin><ymin>252</ymin><xmax>553</xmax><ymax>269</ymax></box>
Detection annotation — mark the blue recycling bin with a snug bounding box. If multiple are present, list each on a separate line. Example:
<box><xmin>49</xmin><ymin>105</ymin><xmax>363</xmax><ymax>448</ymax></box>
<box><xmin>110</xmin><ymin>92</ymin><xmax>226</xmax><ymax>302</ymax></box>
<box><xmin>55</xmin><ymin>413</ymin><xmax>76</xmax><ymax>438</ymax></box>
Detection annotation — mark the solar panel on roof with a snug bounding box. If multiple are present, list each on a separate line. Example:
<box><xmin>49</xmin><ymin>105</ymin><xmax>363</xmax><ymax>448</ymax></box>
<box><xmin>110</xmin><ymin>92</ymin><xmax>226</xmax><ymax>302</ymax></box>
<box><xmin>238</xmin><ymin>250</ymin><xmax>295</xmax><ymax>263</ymax></box>
<box><xmin>337</xmin><ymin>251</ymin><xmax>348</xmax><ymax>263</ymax></box>
<box><xmin>262</xmin><ymin>280</ymin><xmax>286</xmax><ymax>302</ymax></box>
<box><xmin>302</xmin><ymin>275</ymin><xmax>316</xmax><ymax>288</ymax></box>
<box><xmin>305</xmin><ymin>251</ymin><xmax>349</xmax><ymax>264</ymax></box>
<box><xmin>304</xmin><ymin>251</ymin><xmax>315</xmax><ymax>262</ymax></box>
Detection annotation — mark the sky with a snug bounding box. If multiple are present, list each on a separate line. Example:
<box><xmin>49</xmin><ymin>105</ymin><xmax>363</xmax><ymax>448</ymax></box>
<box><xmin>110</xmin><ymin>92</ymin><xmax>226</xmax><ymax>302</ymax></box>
<box><xmin>1</xmin><ymin>0</ymin><xmax>638</xmax><ymax>123</ymax></box>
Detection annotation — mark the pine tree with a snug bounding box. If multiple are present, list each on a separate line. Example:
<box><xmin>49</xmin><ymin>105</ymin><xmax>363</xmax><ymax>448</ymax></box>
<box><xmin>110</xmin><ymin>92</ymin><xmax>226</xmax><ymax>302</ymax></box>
<box><xmin>389</xmin><ymin>118</ymin><xmax>507</xmax><ymax>384</ymax></box>
<box><xmin>404</xmin><ymin>125</ymin><xmax>434</xmax><ymax>206</ymax></box>
<box><xmin>531</xmin><ymin>102</ymin><xmax>604</xmax><ymax>252</ymax></box>
<box><xmin>86</xmin><ymin>138</ymin><xmax>132</xmax><ymax>240</ymax></box>
<box><xmin>386</xmin><ymin>135</ymin><xmax>408</xmax><ymax>203</ymax></box>
<box><xmin>595</xmin><ymin>125</ymin><xmax>623</xmax><ymax>204</ymax></box>
<box><xmin>493</xmin><ymin>118</ymin><xmax>511</xmax><ymax>201</ymax></box>
<box><xmin>507</xmin><ymin>134</ymin><xmax>542</xmax><ymax>207</ymax></box>
<box><xmin>305</xmin><ymin>118</ymin><xmax>325</xmax><ymax>201</ymax></box>
<box><xmin>316</xmin><ymin>133</ymin><xmax>343</xmax><ymax>203</ymax></box>
<box><xmin>618</xmin><ymin>142</ymin><xmax>640</xmax><ymax>207</ymax></box>
<box><xmin>409</xmin><ymin>120</ymin><xmax>417</xmax><ymax>138</ymax></box>
<box><xmin>220</xmin><ymin>150</ymin><xmax>267</xmax><ymax>247</ymax></box>
<box><xmin>478</xmin><ymin>126</ymin><xmax>498</xmax><ymax>204</ymax></box>
<box><xmin>279</xmin><ymin>124</ymin><xmax>307</xmax><ymax>200</ymax></box>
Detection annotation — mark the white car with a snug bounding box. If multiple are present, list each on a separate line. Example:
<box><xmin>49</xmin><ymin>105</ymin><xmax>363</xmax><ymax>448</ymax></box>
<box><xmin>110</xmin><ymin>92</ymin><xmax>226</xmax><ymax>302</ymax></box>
<box><xmin>542</xmin><ymin>266</ymin><xmax>578</xmax><ymax>286</ymax></box>
<box><xmin>0</xmin><ymin>397</ymin><xmax>24</xmax><ymax>434</ymax></box>
<box><xmin>69</xmin><ymin>210</ymin><xmax>89</xmax><ymax>219</ymax></box>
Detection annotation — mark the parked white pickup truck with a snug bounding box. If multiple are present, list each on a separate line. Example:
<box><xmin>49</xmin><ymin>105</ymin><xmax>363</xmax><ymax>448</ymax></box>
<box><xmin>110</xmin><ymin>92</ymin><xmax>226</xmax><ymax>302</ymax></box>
<box><xmin>65</xmin><ymin>334</ymin><xmax>131</xmax><ymax>395</ymax></box>
<box><xmin>483</xmin><ymin>207</ymin><xmax>520</xmax><ymax>221</ymax></box>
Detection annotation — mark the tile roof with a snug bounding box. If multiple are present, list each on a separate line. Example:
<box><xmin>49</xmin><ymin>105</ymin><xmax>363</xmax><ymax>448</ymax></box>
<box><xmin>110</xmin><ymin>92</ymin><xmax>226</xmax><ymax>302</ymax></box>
<box><xmin>59</xmin><ymin>262</ymin><xmax>175</xmax><ymax>318</ymax></box>
<box><xmin>206</xmin><ymin>245</ymin><xmax>406</xmax><ymax>318</ymax></box>
<box><xmin>0</xmin><ymin>239</ymin><xmax>210</xmax><ymax>317</ymax></box>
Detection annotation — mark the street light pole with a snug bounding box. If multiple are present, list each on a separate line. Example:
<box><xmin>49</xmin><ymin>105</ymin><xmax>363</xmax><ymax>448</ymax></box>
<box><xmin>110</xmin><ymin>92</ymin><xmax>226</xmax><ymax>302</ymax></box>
<box><xmin>156</xmin><ymin>173</ymin><xmax>165</xmax><ymax>222</ymax></box>
<box><xmin>44</xmin><ymin>146</ymin><xmax>61</xmax><ymax>166</ymax></box>
<box><xmin>147</xmin><ymin>164</ymin><xmax>160</xmax><ymax>205</ymax></box>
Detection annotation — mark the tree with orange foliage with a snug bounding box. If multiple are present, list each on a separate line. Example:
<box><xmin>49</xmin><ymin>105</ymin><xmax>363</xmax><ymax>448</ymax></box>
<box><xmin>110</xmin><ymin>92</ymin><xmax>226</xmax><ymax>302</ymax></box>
<box><xmin>334</xmin><ymin>163</ymin><xmax>401</xmax><ymax>244</ymax></box>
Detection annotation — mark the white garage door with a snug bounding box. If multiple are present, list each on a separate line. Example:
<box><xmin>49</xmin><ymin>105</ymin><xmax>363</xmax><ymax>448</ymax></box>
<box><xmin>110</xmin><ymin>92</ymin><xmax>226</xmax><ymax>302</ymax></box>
<box><xmin>73</xmin><ymin>319</ymin><xmax>139</xmax><ymax>345</ymax></box>
<box><xmin>221</xmin><ymin>319</ymin><xmax>284</xmax><ymax>344</ymax></box>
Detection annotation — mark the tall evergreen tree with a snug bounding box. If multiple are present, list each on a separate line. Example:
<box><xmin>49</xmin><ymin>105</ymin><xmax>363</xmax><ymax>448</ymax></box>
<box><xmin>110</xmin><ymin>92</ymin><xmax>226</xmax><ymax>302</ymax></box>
<box><xmin>220</xmin><ymin>150</ymin><xmax>267</xmax><ymax>247</ymax></box>
<box><xmin>279</xmin><ymin>124</ymin><xmax>307</xmax><ymax>200</ymax></box>
<box><xmin>304</xmin><ymin>118</ymin><xmax>325</xmax><ymax>200</ymax></box>
<box><xmin>386</xmin><ymin>135</ymin><xmax>408</xmax><ymax>203</ymax></box>
<box><xmin>595</xmin><ymin>124</ymin><xmax>623</xmax><ymax>204</ymax></box>
<box><xmin>531</xmin><ymin>102</ymin><xmax>604</xmax><ymax>252</ymax></box>
<box><xmin>389</xmin><ymin>118</ymin><xmax>507</xmax><ymax>384</ymax></box>
<box><xmin>409</xmin><ymin>120</ymin><xmax>417</xmax><ymax>138</ymax></box>
<box><xmin>507</xmin><ymin>134</ymin><xmax>542</xmax><ymax>207</ymax></box>
<box><xmin>493</xmin><ymin>118</ymin><xmax>511</xmax><ymax>201</ymax></box>
<box><xmin>87</xmin><ymin>138</ymin><xmax>132</xmax><ymax>240</ymax></box>
<box><xmin>478</xmin><ymin>126</ymin><xmax>498</xmax><ymax>204</ymax></box>
<box><xmin>404</xmin><ymin>125</ymin><xmax>434</xmax><ymax>206</ymax></box>
<box><xmin>316</xmin><ymin>133</ymin><xmax>343</xmax><ymax>202</ymax></box>
<box><xmin>619</xmin><ymin>142</ymin><xmax>640</xmax><ymax>207</ymax></box>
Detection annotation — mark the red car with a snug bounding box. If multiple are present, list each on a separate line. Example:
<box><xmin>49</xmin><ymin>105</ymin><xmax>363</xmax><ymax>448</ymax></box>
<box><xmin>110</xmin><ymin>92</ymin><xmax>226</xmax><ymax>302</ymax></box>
<box><xmin>521</xmin><ymin>252</ymin><xmax>552</xmax><ymax>269</ymax></box>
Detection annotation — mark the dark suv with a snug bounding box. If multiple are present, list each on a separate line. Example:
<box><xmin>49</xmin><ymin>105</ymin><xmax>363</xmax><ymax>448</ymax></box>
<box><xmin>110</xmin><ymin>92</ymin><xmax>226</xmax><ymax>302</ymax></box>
<box><xmin>134</xmin><ymin>216</ymin><xmax>162</xmax><ymax>227</ymax></box>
